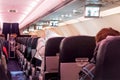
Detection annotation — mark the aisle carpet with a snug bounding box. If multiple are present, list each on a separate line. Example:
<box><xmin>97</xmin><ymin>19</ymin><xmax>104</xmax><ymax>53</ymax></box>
<box><xmin>7</xmin><ymin>59</ymin><xmax>26</xmax><ymax>80</ymax></box>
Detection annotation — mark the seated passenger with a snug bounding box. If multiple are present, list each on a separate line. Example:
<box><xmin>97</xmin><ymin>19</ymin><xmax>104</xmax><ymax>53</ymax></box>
<box><xmin>2</xmin><ymin>41</ymin><xmax>9</xmax><ymax>63</ymax></box>
<box><xmin>33</xmin><ymin>29</ymin><xmax>61</xmax><ymax>70</ymax></box>
<box><xmin>91</xmin><ymin>27</ymin><xmax>120</xmax><ymax>63</ymax></box>
<box><xmin>79</xmin><ymin>27</ymin><xmax>120</xmax><ymax>80</ymax></box>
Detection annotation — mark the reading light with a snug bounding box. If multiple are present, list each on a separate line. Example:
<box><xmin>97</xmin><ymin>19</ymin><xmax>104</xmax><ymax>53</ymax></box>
<box><xmin>8</xmin><ymin>10</ymin><xmax>17</xmax><ymax>13</ymax></box>
<box><xmin>73</xmin><ymin>9</ymin><xmax>77</xmax><ymax>13</ymax></box>
<box><xmin>23</xmin><ymin>30</ymin><xmax>29</xmax><ymax>34</ymax></box>
<box><xmin>20</xmin><ymin>0</ymin><xmax>66</xmax><ymax>28</ymax></box>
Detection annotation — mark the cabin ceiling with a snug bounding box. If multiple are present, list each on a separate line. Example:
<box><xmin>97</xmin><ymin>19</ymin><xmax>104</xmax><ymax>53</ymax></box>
<box><xmin>0</xmin><ymin>0</ymin><xmax>120</xmax><ymax>31</ymax></box>
<box><xmin>0</xmin><ymin>0</ymin><xmax>73</xmax><ymax>29</ymax></box>
<box><xmin>35</xmin><ymin>0</ymin><xmax>120</xmax><ymax>25</ymax></box>
<box><xmin>37</xmin><ymin>0</ymin><xmax>85</xmax><ymax>23</ymax></box>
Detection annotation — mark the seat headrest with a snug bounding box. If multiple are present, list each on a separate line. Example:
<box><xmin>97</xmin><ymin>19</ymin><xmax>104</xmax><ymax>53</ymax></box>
<box><xmin>45</xmin><ymin>37</ymin><xmax>64</xmax><ymax>56</ymax></box>
<box><xmin>60</xmin><ymin>36</ymin><xmax>96</xmax><ymax>63</ymax></box>
<box><xmin>31</xmin><ymin>37</ymin><xmax>39</xmax><ymax>49</ymax></box>
<box><xmin>27</xmin><ymin>38</ymin><xmax>32</xmax><ymax>47</ymax></box>
<box><xmin>94</xmin><ymin>36</ymin><xmax>120</xmax><ymax>80</ymax></box>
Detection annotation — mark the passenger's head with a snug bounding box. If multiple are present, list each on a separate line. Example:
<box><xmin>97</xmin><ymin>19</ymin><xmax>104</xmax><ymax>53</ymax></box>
<box><xmin>95</xmin><ymin>28</ymin><xmax>120</xmax><ymax>43</ymax></box>
<box><xmin>45</xmin><ymin>29</ymin><xmax>61</xmax><ymax>40</ymax></box>
<box><xmin>39</xmin><ymin>28</ymin><xmax>61</xmax><ymax>40</ymax></box>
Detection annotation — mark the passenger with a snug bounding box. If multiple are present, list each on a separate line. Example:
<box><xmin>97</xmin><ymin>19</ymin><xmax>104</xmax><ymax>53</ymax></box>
<box><xmin>2</xmin><ymin>41</ymin><xmax>9</xmax><ymax>62</ymax></box>
<box><xmin>91</xmin><ymin>27</ymin><xmax>120</xmax><ymax>63</ymax></box>
<box><xmin>32</xmin><ymin>30</ymin><xmax>45</xmax><ymax>67</ymax></box>
<box><xmin>0</xmin><ymin>46</ymin><xmax>12</xmax><ymax>80</ymax></box>
<box><xmin>33</xmin><ymin>29</ymin><xmax>61</xmax><ymax>71</ymax></box>
<box><xmin>79</xmin><ymin>27</ymin><xmax>120</xmax><ymax>80</ymax></box>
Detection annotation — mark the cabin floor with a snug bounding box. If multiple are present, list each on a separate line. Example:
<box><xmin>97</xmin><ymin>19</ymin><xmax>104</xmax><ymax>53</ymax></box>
<box><xmin>7</xmin><ymin>58</ymin><xmax>27</xmax><ymax>80</ymax></box>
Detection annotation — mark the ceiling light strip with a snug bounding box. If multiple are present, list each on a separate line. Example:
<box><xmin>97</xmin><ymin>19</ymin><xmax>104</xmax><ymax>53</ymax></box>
<box><xmin>20</xmin><ymin>0</ymin><xmax>64</xmax><ymax>29</ymax></box>
<box><xmin>19</xmin><ymin>0</ymin><xmax>45</xmax><ymax>23</ymax></box>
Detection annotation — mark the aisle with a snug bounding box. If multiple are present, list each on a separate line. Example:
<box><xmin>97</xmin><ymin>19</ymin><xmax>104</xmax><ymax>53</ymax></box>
<box><xmin>7</xmin><ymin>59</ymin><xmax>26</xmax><ymax>80</ymax></box>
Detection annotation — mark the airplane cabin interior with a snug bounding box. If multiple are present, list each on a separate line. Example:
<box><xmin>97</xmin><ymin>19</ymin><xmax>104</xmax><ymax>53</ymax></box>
<box><xmin>0</xmin><ymin>0</ymin><xmax>120</xmax><ymax>80</ymax></box>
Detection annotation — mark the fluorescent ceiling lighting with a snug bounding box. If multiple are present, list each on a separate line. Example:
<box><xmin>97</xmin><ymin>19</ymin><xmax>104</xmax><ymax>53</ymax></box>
<box><xmin>101</xmin><ymin>6</ymin><xmax>120</xmax><ymax>16</ymax></box>
<box><xmin>23</xmin><ymin>30</ymin><xmax>29</xmax><ymax>34</ymax></box>
<box><xmin>20</xmin><ymin>0</ymin><xmax>64</xmax><ymax>28</ymax></box>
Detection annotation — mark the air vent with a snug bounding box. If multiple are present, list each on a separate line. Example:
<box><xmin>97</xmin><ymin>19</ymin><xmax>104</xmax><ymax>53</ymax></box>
<box><xmin>9</xmin><ymin>10</ymin><xmax>17</xmax><ymax>13</ymax></box>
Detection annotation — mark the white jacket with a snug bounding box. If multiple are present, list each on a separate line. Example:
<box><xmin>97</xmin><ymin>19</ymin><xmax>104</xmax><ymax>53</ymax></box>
<box><xmin>34</xmin><ymin>38</ymin><xmax>45</xmax><ymax>60</ymax></box>
<box><xmin>34</xmin><ymin>30</ymin><xmax>62</xmax><ymax>72</ymax></box>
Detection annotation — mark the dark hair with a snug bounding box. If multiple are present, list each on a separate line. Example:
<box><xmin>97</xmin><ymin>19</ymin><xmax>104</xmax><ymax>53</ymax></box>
<box><xmin>95</xmin><ymin>28</ymin><xmax>120</xmax><ymax>43</ymax></box>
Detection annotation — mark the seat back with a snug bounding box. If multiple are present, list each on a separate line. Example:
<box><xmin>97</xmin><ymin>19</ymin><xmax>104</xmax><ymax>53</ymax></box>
<box><xmin>43</xmin><ymin>37</ymin><xmax>64</xmax><ymax>80</ymax></box>
<box><xmin>31</xmin><ymin>37</ymin><xmax>39</xmax><ymax>49</ymax></box>
<box><xmin>59</xmin><ymin>36</ymin><xmax>96</xmax><ymax>80</ymax></box>
<box><xmin>44</xmin><ymin>37</ymin><xmax>64</xmax><ymax>72</ymax></box>
<box><xmin>26</xmin><ymin>38</ymin><xmax>32</xmax><ymax>61</ymax></box>
<box><xmin>31</xmin><ymin>37</ymin><xmax>39</xmax><ymax>58</ymax></box>
<box><xmin>94</xmin><ymin>36</ymin><xmax>120</xmax><ymax>80</ymax></box>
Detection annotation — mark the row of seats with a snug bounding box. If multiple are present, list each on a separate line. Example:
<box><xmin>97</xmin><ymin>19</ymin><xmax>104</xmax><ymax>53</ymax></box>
<box><xmin>45</xmin><ymin>36</ymin><xmax>96</xmax><ymax>80</ymax></box>
<box><xmin>16</xmin><ymin>36</ymin><xmax>40</xmax><ymax>79</ymax></box>
<box><xmin>16</xmin><ymin>35</ymin><xmax>96</xmax><ymax>80</ymax></box>
<box><xmin>0</xmin><ymin>37</ymin><xmax>12</xmax><ymax>80</ymax></box>
<box><xmin>7</xmin><ymin>34</ymin><xmax>120</xmax><ymax>80</ymax></box>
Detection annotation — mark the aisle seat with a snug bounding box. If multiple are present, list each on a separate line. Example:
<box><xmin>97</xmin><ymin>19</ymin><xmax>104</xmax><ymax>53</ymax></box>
<box><xmin>43</xmin><ymin>37</ymin><xmax>64</xmax><ymax>80</ymax></box>
<box><xmin>59</xmin><ymin>36</ymin><xmax>96</xmax><ymax>80</ymax></box>
<box><xmin>94</xmin><ymin>36</ymin><xmax>120</xmax><ymax>80</ymax></box>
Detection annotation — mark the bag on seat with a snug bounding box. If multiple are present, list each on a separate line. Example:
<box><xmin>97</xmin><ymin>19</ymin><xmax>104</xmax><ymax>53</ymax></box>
<box><xmin>79</xmin><ymin>63</ymin><xmax>95</xmax><ymax>80</ymax></box>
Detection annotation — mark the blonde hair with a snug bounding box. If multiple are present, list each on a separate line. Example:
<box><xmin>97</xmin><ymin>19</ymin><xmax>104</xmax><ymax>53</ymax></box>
<box><xmin>38</xmin><ymin>29</ymin><xmax>46</xmax><ymax>38</ymax></box>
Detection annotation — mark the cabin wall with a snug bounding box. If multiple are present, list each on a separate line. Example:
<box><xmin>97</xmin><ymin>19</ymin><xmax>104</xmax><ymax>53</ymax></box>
<box><xmin>59</xmin><ymin>13</ymin><xmax>120</xmax><ymax>36</ymax></box>
<box><xmin>29</xmin><ymin>25</ymin><xmax>80</xmax><ymax>37</ymax></box>
<box><xmin>27</xmin><ymin>13</ymin><xmax>120</xmax><ymax>37</ymax></box>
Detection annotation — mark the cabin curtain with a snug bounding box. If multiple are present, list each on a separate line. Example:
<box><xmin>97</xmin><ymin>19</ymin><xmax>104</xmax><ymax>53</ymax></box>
<box><xmin>2</xmin><ymin>23</ymin><xmax>11</xmax><ymax>39</ymax></box>
<box><xmin>11</xmin><ymin>23</ymin><xmax>20</xmax><ymax>36</ymax></box>
<box><xmin>2</xmin><ymin>23</ymin><xmax>20</xmax><ymax>39</ymax></box>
